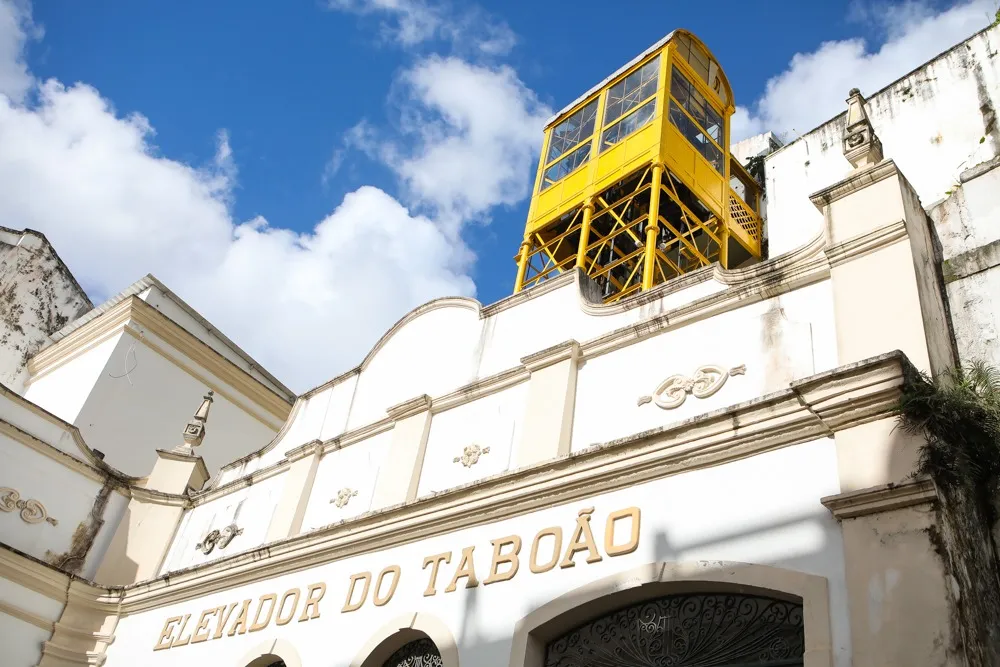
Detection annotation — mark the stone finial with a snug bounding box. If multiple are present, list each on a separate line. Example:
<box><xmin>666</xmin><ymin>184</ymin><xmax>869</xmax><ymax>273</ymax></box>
<box><xmin>843</xmin><ymin>88</ymin><xmax>883</xmax><ymax>170</ymax></box>
<box><xmin>180</xmin><ymin>390</ymin><xmax>214</xmax><ymax>450</ymax></box>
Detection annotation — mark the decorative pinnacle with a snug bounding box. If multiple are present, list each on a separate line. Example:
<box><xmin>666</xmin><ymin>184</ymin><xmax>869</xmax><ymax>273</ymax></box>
<box><xmin>842</xmin><ymin>87</ymin><xmax>883</xmax><ymax>170</ymax></box>
<box><xmin>180</xmin><ymin>390</ymin><xmax>214</xmax><ymax>450</ymax></box>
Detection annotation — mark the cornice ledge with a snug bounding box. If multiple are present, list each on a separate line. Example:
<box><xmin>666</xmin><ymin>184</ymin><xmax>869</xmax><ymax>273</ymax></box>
<box><xmin>481</xmin><ymin>269</ymin><xmax>577</xmax><ymax>318</ymax></box>
<box><xmin>821</xmin><ymin>478</ymin><xmax>936</xmax><ymax>520</ymax></box>
<box><xmin>386</xmin><ymin>394</ymin><xmax>433</xmax><ymax>421</ymax></box>
<box><xmin>824</xmin><ymin>220</ymin><xmax>907</xmax><ymax>267</ymax></box>
<box><xmin>39</xmin><ymin>641</ymin><xmax>108</xmax><ymax>666</ymax></box>
<box><xmin>520</xmin><ymin>340</ymin><xmax>581</xmax><ymax>373</ymax></box>
<box><xmin>714</xmin><ymin>231</ymin><xmax>827</xmax><ymax>286</ymax></box>
<box><xmin>431</xmin><ymin>366</ymin><xmax>528</xmax><ymax>413</ymax></box>
<box><xmin>809</xmin><ymin>159</ymin><xmax>900</xmax><ymax>210</ymax></box>
<box><xmin>284</xmin><ymin>439</ymin><xmax>323</xmax><ymax>462</ymax></box>
<box><xmin>129</xmin><ymin>486</ymin><xmax>191</xmax><ymax>508</ymax></box>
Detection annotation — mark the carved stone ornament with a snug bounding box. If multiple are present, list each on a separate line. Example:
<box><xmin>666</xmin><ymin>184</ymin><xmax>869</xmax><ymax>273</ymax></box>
<box><xmin>0</xmin><ymin>487</ymin><xmax>58</xmax><ymax>526</ymax></box>
<box><xmin>638</xmin><ymin>364</ymin><xmax>746</xmax><ymax>410</ymax></box>
<box><xmin>195</xmin><ymin>523</ymin><xmax>242</xmax><ymax>555</ymax></box>
<box><xmin>453</xmin><ymin>443</ymin><xmax>490</xmax><ymax>468</ymax></box>
<box><xmin>330</xmin><ymin>487</ymin><xmax>359</xmax><ymax>508</ymax></box>
<box><xmin>843</xmin><ymin>87</ymin><xmax>883</xmax><ymax>170</ymax></box>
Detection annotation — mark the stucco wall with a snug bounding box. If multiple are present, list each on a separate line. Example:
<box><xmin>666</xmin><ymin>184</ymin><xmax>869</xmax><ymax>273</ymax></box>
<box><xmin>764</xmin><ymin>25</ymin><xmax>1000</xmax><ymax>258</ymax></box>
<box><xmin>0</xmin><ymin>228</ymin><xmax>91</xmax><ymax>393</ymax></box>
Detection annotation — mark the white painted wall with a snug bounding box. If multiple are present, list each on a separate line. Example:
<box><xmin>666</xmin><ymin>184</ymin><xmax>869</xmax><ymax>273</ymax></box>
<box><xmin>347</xmin><ymin>303</ymin><xmax>483</xmax><ymax>430</ymax></box>
<box><xmin>764</xmin><ymin>26</ymin><xmax>1000</xmax><ymax>257</ymax></box>
<box><xmin>22</xmin><ymin>333</ymin><xmax>124</xmax><ymax>429</ymax></box>
<box><xmin>573</xmin><ymin>281</ymin><xmax>835</xmax><ymax>451</ymax></box>
<box><xmin>301</xmin><ymin>430</ymin><xmax>393</xmax><ymax>531</ymax></box>
<box><xmin>418</xmin><ymin>382</ymin><xmax>528</xmax><ymax>497</ymax></box>
<box><xmin>159</xmin><ymin>472</ymin><xmax>287</xmax><ymax>575</ymax></box>
<box><xmin>104</xmin><ymin>438</ymin><xmax>851</xmax><ymax>667</ymax></box>
<box><xmin>0</xmin><ymin>433</ymin><xmax>106</xmax><ymax>564</ymax></box>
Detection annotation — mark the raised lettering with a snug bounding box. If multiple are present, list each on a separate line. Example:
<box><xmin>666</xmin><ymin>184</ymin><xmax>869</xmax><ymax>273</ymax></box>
<box><xmin>154</xmin><ymin>616</ymin><xmax>182</xmax><ymax>651</ymax></box>
<box><xmin>483</xmin><ymin>535</ymin><xmax>521</xmax><ymax>585</ymax></box>
<box><xmin>373</xmin><ymin>566</ymin><xmax>402</xmax><ymax>606</ymax></box>
<box><xmin>298</xmin><ymin>583</ymin><xmax>326</xmax><ymax>622</ymax></box>
<box><xmin>445</xmin><ymin>546</ymin><xmax>479</xmax><ymax>593</ymax></box>
<box><xmin>212</xmin><ymin>603</ymin><xmax>238</xmax><ymax>640</ymax></box>
<box><xmin>560</xmin><ymin>507</ymin><xmax>603</xmax><ymax>568</ymax></box>
<box><xmin>171</xmin><ymin>614</ymin><xmax>193</xmax><ymax>647</ymax></box>
<box><xmin>422</xmin><ymin>552</ymin><xmax>451</xmax><ymax>597</ymax></box>
<box><xmin>529</xmin><ymin>527</ymin><xmax>563</xmax><ymax>574</ymax></box>
<box><xmin>275</xmin><ymin>589</ymin><xmax>300</xmax><ymax>626</ymax></box>
<box><xmin>190</xmin><ymin>609</ymin><xmax>217</xmax><ymax>644</ymax></box>
<box><xmin>341</xmin><ymin>573</ymin><xmax>371</xmax><ymax>613</ymax></box>
<box><xmin>605</xmin><ymin>507</ymin><xmax>641</xmax><ymax>556</ymax></box>
<box><xmin>249</xmin><ymin>594</ymin><xmax>277</xmax><ymax>632</ymax></box>
<box><xmin>227</xmin><ymin>599</ymin><xmax>252</xmax><ymax>636</ymax></box>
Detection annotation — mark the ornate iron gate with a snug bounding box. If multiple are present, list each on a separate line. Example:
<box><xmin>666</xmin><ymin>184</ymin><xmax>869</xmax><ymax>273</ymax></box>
<box><xmin>544</xmin><ymin>592</ymin><xmax>804</xmax><ymax>666</ymax></box>
<box><xmin>383</xmin><ymin>638</ymin><xmax>444</xmax><ymax>667</ymax></box>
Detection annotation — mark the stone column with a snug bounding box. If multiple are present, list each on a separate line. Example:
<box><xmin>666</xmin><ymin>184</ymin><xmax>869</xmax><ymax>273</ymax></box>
<box><xmin>264</xmin><ymin>439</ymin><xmax>323</xmax><ymax>542</ymax></box>
<box><xmin>514</xmin><ymin>340</ymin><xmax>581</xmax><ymax>468</ymax></box>
<box><xmin>371</xmin><ymin>395</ymin><xmax>433</xmax><ymax>509</ymax></box>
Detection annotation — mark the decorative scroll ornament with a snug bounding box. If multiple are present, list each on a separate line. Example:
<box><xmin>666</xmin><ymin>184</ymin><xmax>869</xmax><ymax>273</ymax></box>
<box><xmin>331</xmin><ymin>487</ymin><xmax>359</xmax><ymax>508</ymax></box>
<box><xmin>383</xmin><ymin>639</ymin><xmax>443</xmax><ymax>667</ymax></box>
<box><xmin>544</xmin><ymin>592</ymin><xmax>805</xmax><ymax>667</ymax></box>
<box><xmin>453</xmin><ymin>443</ymin><xmax>490</xmax><ymax>468</ymax></box>
<box><xmin>195</xmin><ymin>523</ymin><xmax>242</xmax><ymax>555</ymax></box>
<box><xmin>0</xmin><ymin>488</ymin><xmax>58</xmax><ymax>526</ymax></box>
<box><xmin>638</xmin><ymin>364</ymin><xmax>746</xmax><ymax>410</ymax></box>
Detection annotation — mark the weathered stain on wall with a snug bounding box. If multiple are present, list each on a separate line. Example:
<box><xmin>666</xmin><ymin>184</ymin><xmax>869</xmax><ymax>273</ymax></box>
<box><xmin>0</xmin><ymin>227</ymin><xmax>92</xmax><ymax>391</ymax></box>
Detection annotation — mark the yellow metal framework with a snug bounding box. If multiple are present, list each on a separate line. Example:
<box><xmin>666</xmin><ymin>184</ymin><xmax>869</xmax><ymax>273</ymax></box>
<box><xmin>513</xmin><ymin>30</ymin><xmax>763</xmax><ymax>303</ymax></box>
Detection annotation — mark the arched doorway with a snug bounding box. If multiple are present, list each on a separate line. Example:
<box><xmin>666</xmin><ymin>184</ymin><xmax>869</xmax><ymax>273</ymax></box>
<box><xmin>382</xmin><ymin>638</ymin><xmax>444</xmax><ymax>667</ymax></box>
<box><xmin>237</xmin><ymin>639</ymin><xmax>302</xmax><ymax>667</ymax></box>
<box><xmin>544</xmin><ymin>592</ymin><xmax>804</xmax><ymax>666</ymax></box>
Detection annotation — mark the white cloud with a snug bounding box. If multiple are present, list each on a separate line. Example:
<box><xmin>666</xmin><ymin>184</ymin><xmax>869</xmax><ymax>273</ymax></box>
<box><xmin>733</xmin><ymin>0</ymin><xmax>995</xmax><ymax>142</ymax></box>
<box><xmin>0</xmin><ymin>0</ymin><xmax>34</xmax><ymax>101</ymax></box>
<box><xmin>376</xmin><ymin>57</ymin><xmax>551</xmax><ymax>228</ymax></box>
<box><xmin>0</xmin><ymin>0</ymin><xmax>557</xmax><ymax>392</ymax></box>
<box><xmin>327</xmin><ymin>0</ymin><xmax>516</xmax><ymax>56</ymax></box>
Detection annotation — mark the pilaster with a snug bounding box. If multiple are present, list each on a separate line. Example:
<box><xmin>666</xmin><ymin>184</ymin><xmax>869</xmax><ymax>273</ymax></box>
<box><xmin>513</xmin><ymin>340</ymin><xmax>580</xmax><ymax>468</ymax></box>
<box><xmin>370</xmin><ymin>395</ymin><xmax>433</xmax><ymax>509</ymax></box>
<box><xmin>265</xmin><ymin>440</ymin><xmax>323</xmax><ymax>542</ymax></box>
<box><xmin>811</xmin><ymin>159</ymin><xmax>954</xmax><ymax>377</ymax></box>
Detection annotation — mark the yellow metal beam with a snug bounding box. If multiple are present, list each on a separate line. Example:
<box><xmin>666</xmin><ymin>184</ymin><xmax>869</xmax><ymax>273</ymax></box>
<box><xmin>642</xmin><ymin>164</ymin><xmax>663</xmax><ymax>290</ymax></box>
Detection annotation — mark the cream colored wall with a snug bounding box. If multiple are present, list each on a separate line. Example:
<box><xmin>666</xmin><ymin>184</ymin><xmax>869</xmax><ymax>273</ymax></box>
<box><xmin>0</xmin><ymin>577</ymin><xmax>65</xmax><ymax>667</ymax></box>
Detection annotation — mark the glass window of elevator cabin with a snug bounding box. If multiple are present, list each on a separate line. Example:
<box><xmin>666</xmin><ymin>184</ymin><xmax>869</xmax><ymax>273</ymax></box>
<box><xmin>541</xmin><ymin>99</ymin><xmax>599</xmax><ymax>190</ymax></box>
<box><xmin>600</xmin><ymin>55</ymin><xmax>660</xmax><ymax>151</ymax></box>
<box><xmin>669</xmin><ymin>65</ymin><xmax>724</xmax><ymax>171</ymax></box>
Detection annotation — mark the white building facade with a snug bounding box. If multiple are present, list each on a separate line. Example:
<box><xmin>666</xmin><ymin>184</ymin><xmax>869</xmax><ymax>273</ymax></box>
<box><xmin>2</xmin><ymin>23</ymin><xmax>1000</xmax><ymax>667</ymax></box>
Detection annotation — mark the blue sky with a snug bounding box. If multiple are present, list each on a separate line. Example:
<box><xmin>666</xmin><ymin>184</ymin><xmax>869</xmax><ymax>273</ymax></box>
<box><xmin>1</xmin><ymin>0</ymin><xmax>996</xmax><ymax>390</ymax></box>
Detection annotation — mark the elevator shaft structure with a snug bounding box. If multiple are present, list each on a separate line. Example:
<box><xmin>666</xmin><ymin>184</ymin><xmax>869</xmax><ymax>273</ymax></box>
<box><xmin>514</xmin><ymin>30</ymin><xmax>763</xmax><ymax>302</ymax></box>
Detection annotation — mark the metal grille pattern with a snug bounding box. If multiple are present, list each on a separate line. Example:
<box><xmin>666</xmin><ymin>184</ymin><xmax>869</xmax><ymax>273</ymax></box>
<box><xmin>545</xmin><ymin>593</ymin><xmax>804</xmax><ymax>667</ymax></box>
<box><xmin>383</xmin><ymin>639</ymin><xmax>444</xmax><ymax>667</ymax></box>
<box><xmin>729</xmin><ymin>193</ymin><xmax>760</xmax><ymax>246</ymax></box>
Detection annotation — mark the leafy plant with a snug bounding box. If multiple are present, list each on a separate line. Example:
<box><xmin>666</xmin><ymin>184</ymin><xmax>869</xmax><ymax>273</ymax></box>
<box><xmin>898</xmin><ymin>361</ymin><xmax>1000</xmax><ymax>493</ymax></box>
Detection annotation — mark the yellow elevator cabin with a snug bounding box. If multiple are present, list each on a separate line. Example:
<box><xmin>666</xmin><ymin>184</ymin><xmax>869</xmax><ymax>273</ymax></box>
<box><xmin>513</xmin><ymin>30</ymin><xmax>763</xmax><ymax>303</ymax></box>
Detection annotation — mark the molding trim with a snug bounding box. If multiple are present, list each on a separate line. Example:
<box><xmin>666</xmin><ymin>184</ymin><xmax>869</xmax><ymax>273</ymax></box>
<box><xmin>825</xmin><ymin>220</ymin><xmax>908</xmax><ymax>267</ymax></box>
<box><xmin>0</xmin><ymin>599</ymin><xmax>54</xmax><ymax>632</ymax></box>
<box><xmin>26</xmin><ymin>296</ymin><xmax>291</xmax><ymax>423</ymax></box>
<box><xmin>115</xmin><ymin>352</ymin><xmax>908</xmax><ymax>614</ymax></box>
<box><xmin>386</xmin><ymin>395</ymin><xmax>433</xmax><ymax>421</ymax></box>
<box><xmin>808</xmin><ymin>159</ymin><xmax>900</xmax><ymax>209</ymax></box>
<box><xmin>508</xmin><ymin>561</ymin><xmax>832</xmax><ymax>667</ymax></box>
<box><xmin>821</xmin><ymin>479</ymin><xmax>937</xmax><ymax>520</ymax></box>
<box><xmin>521</xmin><ymin>340</ymin><xmax>580</xmax><ymax>373</ymax></box>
